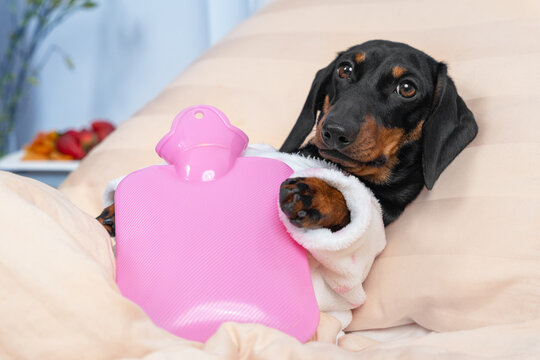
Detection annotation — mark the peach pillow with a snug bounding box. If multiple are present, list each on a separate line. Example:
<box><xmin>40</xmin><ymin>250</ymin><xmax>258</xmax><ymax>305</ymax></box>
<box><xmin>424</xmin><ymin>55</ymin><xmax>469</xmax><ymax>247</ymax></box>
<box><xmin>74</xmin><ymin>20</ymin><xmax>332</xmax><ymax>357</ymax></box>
<box><xmin>348</xmin><ymin>98</ymin><xmax>540</xmax><ymax>331</ymax></box>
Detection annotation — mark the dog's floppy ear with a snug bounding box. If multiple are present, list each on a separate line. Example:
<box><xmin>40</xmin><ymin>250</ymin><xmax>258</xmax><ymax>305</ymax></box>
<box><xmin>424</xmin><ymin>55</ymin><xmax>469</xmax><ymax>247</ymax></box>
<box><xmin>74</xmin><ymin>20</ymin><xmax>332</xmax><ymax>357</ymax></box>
<box><xmin>422</xmin><ymin>63</ymin><xmax>478</xmax><ymax>190</ymax></box>
<box><xmin>280</xmin><ymin>60</ymin><xmax>336</xmax><ymax>153</ymax></box>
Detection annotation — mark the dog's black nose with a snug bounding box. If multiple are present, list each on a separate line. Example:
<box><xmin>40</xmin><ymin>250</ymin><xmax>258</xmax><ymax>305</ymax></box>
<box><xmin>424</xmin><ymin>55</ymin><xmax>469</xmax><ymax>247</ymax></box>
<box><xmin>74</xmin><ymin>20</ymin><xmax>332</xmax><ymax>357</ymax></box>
<box><xmin>321</xmin><ymin>123</ymin><xmax>353</xmax><ymax>149</ymax></box>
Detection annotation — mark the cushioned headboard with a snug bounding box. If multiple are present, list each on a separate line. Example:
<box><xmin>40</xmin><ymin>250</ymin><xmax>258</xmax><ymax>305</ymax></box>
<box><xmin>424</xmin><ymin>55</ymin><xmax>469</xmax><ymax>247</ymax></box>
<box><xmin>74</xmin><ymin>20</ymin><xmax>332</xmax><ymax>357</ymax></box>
<box><xmin>60</xmin><ymin>0</ymin><xmax>540</xmax><ymax>333</ymax></box>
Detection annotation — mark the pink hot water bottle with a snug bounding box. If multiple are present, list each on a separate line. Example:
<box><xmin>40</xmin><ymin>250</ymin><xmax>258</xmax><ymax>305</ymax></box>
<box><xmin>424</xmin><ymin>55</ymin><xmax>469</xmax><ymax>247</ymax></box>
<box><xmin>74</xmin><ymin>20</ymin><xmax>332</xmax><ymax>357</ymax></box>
<box><xmin>114</xmin><ymin>105</ymin><xmax>319</xmax><ymax>342</ymax></box>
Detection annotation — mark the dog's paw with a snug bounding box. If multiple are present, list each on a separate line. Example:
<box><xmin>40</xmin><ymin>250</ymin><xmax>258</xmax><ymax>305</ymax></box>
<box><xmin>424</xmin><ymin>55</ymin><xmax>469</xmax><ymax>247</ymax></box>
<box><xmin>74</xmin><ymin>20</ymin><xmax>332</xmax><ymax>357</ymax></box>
<box><xmin>96</xmin><ymin>204</ymin><xmax>116</xmax><ymax>237</ymax></box>
<box><xmin>279</xmin><ymin>177</ymin><xmax>350</xmax><ymax>232</ymax></box>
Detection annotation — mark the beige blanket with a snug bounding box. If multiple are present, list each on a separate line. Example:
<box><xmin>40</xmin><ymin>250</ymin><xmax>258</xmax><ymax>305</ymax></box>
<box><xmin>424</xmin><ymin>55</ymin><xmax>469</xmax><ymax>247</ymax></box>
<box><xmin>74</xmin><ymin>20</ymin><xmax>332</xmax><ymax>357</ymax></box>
<box><xmin>2</xmin><ymin>0</ymin><xmax>540</xmax><ymax>358</ymax></box>
<box><xmin>1</xmin><ymin>171</ymin><xmax>539</xmax><ymax>359</ymax></box>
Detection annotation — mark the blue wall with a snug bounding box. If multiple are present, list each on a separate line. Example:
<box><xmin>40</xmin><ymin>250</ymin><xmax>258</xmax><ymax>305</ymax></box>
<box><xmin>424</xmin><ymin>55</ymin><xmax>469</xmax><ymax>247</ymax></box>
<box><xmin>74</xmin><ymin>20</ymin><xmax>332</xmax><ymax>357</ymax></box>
<box><xmin>2</xmin><ymin>0</ymin><xmax>270</xmax><ymax>151</ymax></box>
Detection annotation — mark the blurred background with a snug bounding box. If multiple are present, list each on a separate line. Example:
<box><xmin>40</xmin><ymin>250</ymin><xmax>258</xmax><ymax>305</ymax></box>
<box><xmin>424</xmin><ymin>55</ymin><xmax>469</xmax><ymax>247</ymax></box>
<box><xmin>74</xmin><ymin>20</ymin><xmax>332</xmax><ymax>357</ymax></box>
<box><xmin>0</xmin><ymin>0</ymin><xmax>271</xmax><ymax>154</ymax></box>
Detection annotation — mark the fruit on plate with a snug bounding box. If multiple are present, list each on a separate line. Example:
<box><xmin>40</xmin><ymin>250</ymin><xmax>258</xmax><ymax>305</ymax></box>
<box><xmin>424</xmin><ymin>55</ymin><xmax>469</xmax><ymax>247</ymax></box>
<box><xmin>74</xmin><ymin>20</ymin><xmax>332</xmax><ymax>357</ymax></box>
<box><xmin>23</xmin><ymin>131</ymin><xmax>62</xmax><ymax>160</ymax></box>
<box><xmin>91</xmin><ymin>120</ymin><xmax>115</xmax><ymax>141</ymax></box>
<box><xmin>78</xmin><ymin>129</ymin><xmax>99</xmax><ymax>152</ymax></box>
<box><xmin>23</xmin><ymin>120</ymin><xmax>115</xmax><ymax>161</ymax></box>
<box><xmin>56</xmin><ymin>132</ymin><xmax>86</xmax><ymax>160</ymax></box>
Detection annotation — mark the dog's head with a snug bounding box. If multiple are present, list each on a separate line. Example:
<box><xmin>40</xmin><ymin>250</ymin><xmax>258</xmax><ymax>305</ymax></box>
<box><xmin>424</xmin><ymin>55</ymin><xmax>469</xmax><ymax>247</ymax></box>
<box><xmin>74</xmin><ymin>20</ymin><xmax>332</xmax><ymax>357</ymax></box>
<box><xmin>281</xmin><ymin>40</ymin><xmax>478</xmax><ymax>189</ymax></box>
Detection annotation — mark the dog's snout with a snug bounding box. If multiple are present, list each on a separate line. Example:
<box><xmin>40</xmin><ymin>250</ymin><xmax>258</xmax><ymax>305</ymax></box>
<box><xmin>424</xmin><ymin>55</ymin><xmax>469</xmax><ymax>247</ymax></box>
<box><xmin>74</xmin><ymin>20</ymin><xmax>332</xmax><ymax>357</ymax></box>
<box><xmin>321</xmin><ymin>122</ymin><xmax>353</xmax><ymax>149</ymax></box>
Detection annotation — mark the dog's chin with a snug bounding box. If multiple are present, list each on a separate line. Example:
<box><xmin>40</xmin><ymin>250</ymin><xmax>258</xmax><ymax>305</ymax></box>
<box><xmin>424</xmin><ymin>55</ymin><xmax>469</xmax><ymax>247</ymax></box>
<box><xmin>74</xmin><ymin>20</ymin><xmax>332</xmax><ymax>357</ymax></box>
<box><xmin>318</xmin><ymin>148</ymin><xmax>387</xmax><ymax>168</ymax></box>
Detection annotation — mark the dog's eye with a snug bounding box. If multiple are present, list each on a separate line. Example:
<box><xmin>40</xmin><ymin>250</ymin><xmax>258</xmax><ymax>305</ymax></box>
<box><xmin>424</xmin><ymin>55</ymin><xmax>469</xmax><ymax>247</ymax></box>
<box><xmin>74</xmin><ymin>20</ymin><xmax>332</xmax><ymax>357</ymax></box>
<box><xmin>396</xmin><ymin>80</ymin><xmax>417</xmax><ymax>98</ymax></box>
<box><xmin>337</xmin><ymin>63</ymin><xmax>353</xmax><ymax>79</ymax></box>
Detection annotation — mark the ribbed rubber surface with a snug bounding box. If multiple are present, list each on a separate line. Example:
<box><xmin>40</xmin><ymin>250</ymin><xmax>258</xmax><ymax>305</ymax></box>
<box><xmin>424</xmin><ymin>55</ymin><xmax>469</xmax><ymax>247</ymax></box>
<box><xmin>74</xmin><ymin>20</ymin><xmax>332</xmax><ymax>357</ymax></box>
<box><xmin>115</xmin><ymin>157</ymin><xmax>319</xmax><ymax>342</ymax></box>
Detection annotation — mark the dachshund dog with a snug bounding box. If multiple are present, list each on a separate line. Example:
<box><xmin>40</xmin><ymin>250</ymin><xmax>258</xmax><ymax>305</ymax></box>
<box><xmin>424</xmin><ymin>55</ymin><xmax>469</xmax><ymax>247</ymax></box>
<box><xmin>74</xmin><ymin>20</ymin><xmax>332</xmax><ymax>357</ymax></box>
<box><xmin>97</xmin><ymin>40</ymin><xmax>477</xmax><ymax>235</ymax></box>
<box><xmin>278</xmin><ymin>40</ymin><xmax>477</xmax><ymax>230</ymax></box>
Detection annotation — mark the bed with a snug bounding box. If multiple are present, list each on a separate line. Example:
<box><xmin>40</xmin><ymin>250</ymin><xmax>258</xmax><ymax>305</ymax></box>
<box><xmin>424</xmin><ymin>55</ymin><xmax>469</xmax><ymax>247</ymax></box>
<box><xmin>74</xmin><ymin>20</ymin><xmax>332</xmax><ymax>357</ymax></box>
<box><xmin>1</xmin><ymin>0</ymin><xmax>539</xmax><ymax>358</ymax></box>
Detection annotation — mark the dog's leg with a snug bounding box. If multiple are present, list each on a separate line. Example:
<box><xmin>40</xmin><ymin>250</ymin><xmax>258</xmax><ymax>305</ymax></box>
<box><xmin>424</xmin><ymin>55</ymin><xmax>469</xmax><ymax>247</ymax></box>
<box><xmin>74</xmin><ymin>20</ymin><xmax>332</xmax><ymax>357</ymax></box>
<box><xmin>96</xmin><ymin>204</ymin><xmax>116</xmax><ymax>237</ymax></box>
<box><xmin>279</xmin><ymin>177</ymin><xmax>350</xmax><ymax>232</ymax></box>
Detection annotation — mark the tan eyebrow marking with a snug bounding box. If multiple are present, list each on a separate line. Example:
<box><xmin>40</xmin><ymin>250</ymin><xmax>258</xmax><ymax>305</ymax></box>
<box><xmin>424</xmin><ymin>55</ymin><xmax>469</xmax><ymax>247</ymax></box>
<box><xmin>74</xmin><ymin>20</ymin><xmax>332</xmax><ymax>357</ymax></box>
<box><xmin>392</xmin><ymin>66</ymin><xmax>407</xmax><ymax>78</ymax></box>
<box><xmin>355</xmin><ymin>52</ymin><xmax>366</xmax><ymax>63</ymax></box>
<box><xmin>322</xmin><ymin>95</ymin><xmax>331</xmax><ymax>114</ymax></box>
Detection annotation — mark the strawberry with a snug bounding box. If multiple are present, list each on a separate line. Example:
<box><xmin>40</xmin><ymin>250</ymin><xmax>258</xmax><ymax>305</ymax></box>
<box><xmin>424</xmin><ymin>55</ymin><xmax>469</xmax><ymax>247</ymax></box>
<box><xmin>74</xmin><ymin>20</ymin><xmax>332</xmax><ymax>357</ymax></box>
<box><xmin>64</xmin><ymin>129</ymin><xmax>80</xmax><ymax>139</ymax></box>
<box><xmin>57</xmin><ymin>132</ymin><xmax>86</xmax><ymax>160</ymax></box>
<box><xmin>91</xmin><ymin>120</ymin><xmax>115</xmax><ymax>141</ymax></box>
<box><xmin>78</xmin><ymin>129</ymin><xmax>98</xmax><ymax>152</ymax></box>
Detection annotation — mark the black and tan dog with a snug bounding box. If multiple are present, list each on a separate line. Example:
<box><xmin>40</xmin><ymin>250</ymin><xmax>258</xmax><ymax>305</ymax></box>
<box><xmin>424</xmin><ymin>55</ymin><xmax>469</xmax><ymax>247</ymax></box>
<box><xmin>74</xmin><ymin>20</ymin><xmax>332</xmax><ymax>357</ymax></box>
<box><xmin>98</xmin><ymin>40</ymin><xmax>477</xmax><ymax>235</ymax></box>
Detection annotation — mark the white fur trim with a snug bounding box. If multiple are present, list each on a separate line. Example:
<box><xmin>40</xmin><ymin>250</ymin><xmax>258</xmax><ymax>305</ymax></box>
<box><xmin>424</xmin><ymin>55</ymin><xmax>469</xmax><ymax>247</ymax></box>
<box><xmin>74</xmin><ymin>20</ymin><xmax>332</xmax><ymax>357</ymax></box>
<box><xmin>103</xmin><ymin>176</ymin><xmax>124</xmax><ymax>207</ymax></box>
<box><xmin>242</xmin><ymin>143</ymin><xmax>340</xmax><ymax>173</ymax></box>
<box><xmin>278</xmin><ymin>167</ymin><xmax>381</xmax><ymax>252</ymax></box>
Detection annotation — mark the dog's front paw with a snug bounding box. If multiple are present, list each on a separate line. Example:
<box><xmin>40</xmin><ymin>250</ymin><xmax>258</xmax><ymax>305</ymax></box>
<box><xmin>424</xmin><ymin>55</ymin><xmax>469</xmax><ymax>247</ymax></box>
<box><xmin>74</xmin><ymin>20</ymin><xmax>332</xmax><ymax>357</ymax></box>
<box><xmin>279</xmin><ymin>177</ymin><xmax>350</xmax><ymax>232</ymax></box>
<box><xmin>97</xmin><ymin>204</ymin><xmax>116</xmax><ymax>237</ymax></box>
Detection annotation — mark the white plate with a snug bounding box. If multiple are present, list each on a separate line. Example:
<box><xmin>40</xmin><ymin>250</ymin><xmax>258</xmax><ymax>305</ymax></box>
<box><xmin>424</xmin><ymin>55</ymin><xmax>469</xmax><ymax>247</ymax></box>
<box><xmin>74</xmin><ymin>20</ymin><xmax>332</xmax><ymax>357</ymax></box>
<box><xmin>0</xmin><ymin>150</ymin><xmax>80</xmax><ymax>172</ymax></box>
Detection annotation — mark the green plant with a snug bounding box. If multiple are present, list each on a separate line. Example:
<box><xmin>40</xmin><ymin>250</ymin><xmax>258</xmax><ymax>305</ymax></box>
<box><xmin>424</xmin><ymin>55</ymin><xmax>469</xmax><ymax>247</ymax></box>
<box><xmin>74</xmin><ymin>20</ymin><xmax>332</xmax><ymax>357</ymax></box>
<box><xmin>0</xmin><ymin>0</ymin><xmax>97</xmax><ymax>157</ymax></box>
